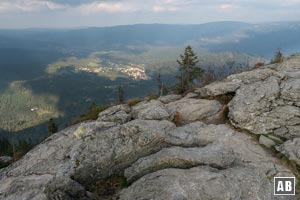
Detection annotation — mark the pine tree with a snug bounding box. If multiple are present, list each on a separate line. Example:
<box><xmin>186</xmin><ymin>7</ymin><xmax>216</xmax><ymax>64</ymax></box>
<box><xmin>175</xmin><ymin>45</ymin><xmax>202</xmax><ymax>94</ymax></box>
<box><xmin>118</xmin><ymin>85</ymin><xmax>125</xmax><ymax>104</ymax></box>
<box><xmin>48</xmin><ymin>118</ymin><xmax>58</xmax><ymax>135</ymax></box>
<box><xmin>157</xmin><ymin>72</ymin><xmax>163</xmax><ymax>96</ymax></box>
<box><xmin>0</xmin><ymin>138</ymin><xmax>13</xmax><ymax>156</ymax></box>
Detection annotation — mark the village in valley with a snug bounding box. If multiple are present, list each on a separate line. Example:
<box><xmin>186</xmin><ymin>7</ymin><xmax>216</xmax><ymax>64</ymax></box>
<box><xmin>76</xmin><ymin>63</ymin><xmax>151</xmax><ymax>80</ymax></box>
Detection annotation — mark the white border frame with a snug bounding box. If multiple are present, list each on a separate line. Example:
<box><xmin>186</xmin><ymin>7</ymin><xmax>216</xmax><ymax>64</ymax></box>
<box><xmin>274</xmin><ymin>177</ymin><xmax>295</xmax><ymax>196</ymax></box>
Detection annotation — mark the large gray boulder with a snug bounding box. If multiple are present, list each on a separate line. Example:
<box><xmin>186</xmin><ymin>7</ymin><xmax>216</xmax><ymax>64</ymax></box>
<box><xmin>0</xmin><ymin>174</ymin><xmax>54</xmax><ymax>200</ymax></box>
<box><xmin>281</xmin><ymin>79</ymin><xmax>300</xmax><ymax>104</ymax></box>
<box><xmin>276</xmin><ymin>138</ymin><xmax>300</xmax><ymax>165</ymax></box>
<box><xmin>98</xmin><ymin>104</ymin><xmax>131</xmax><ymax>124</ymax></box>
<box><xmin>228</xmin><ymin>76</ymin><xmax>281</xmax><ymax>134</ymax></box>
<box><xmin>226</xmin><ymin>68</ymin><xmax>284</xmax><ymax>84</ymax></box>
<box><xmin>195</xmin><ymin>81</ymin><xmax>241</xmax><ymax>97</ymax></box>
<box><xmin>131</xmin><ymin>100</ymin><xmax>172</xmax><ymax>120</ymax></box>
<box><xmin>117</xmin><ymin>123</ymin><xmax>294</xmax><ymax>200</ymax></box>
<box><xmin>228</xmin><ymin>57</ymin><xmax>300</xmax><ymax>139</ymax></box>
<box><xmin>0</xmin><ymin>119</ymin><xmax>175</xmax><ymax>200</ymax></box>
<box><xmin>119</xmin><ymin>166</ymin><xmax>289</xmax><ymax>200</ymax></box>
<box><xmin>191</xmin><ymin>55</ymin><xmax>300</xmax><ymax>184</ymax></box>
<box><xmin>194</xmin><ymin>67</ymin><xmax>283</xmax><ymax>99</ymax></box>
<box><xmin>124</xmin><ymin>145</ymin><xmax>235</xmax><ymax>183</ymax></box>
<box><xmin>166</xmin><ymin>98</ymin><xmax>222</xmax><ymax>123</ymax></box>
<box><xmin>73</xmin><ymin>119</ymin><xmax>175</xmax><ymax>185</ymax></box>
<box><xmin>1</xmin><ymin>118</ymin><xmax>295</xmax><ymax>200</ymax></box>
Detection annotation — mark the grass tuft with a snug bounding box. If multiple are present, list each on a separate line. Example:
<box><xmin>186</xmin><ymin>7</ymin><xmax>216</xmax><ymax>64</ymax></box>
<box><xmin>72</xmin><ymin>105</ymin><xmax>110</xmax><ymax>124</ymax></box>
<box><xmin>127</xmin><ymin>98</ymin><xmax>143</xmax><ymax>106</ymax></box>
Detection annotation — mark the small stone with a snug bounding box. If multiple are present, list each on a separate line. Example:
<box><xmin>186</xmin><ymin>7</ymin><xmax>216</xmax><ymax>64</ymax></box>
<box><xmin>0</xmin><ymin>156</ymin><xmax>13</xmax><ymax>163</ymax></box>
<box><xmin>259</xmin><ymin>135</ymin><xmax>276</xmax><ymax>148</ymax></box>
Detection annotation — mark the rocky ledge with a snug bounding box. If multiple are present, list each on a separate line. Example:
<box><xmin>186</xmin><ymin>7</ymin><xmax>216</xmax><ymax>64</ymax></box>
<box><xmin>1</xmin><ymin>54</ymin><xmax>300</xmax><ymax>200</ymax></box>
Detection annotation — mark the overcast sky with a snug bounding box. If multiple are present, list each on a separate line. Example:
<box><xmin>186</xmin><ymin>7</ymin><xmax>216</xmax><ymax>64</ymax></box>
<box><xmin>1</xmin><ymin>0</ymin><xmax>300</xmax><ymax>28</ymax></box>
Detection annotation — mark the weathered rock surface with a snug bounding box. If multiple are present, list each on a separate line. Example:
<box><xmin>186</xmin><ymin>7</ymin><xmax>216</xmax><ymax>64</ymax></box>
<box><xmin>195</xmin><ymin>81</ymin><xmax>240</xmax><ymax>97</ymax></box>
<box><xmin>0</xmin><ymin>120</ymin><xmax>175</xmax><ymax>200</ymax></box>
<box><xmin>158</xmin><ymin>94</ymin><xmax>182</xmax><ymax>103</ymax></box>
<box><xmin>195</xmin><ymin>66</ymin><xmax>284</xmax><ymax>99</ymax></box>
<box><xmin>229</xmin><ymin>76</ymin><xmax>281</xmax><ymax>134</ymax></box>
<box><xmin>226</xmin><ymin>68</ymin><xmax>284</xmax><ymax>84</ymax></box>
<box><xmin>225</xmin><ymin>56</ymin><xmax>300</xmax><ymax>168</ymax></box>
<box><xmin>228</xmin><ymin>59</ymin><xmax>300</xmax><ymax>138</ymax></box>
<box><xmin>119</xmin><ymin>166</ymin><xmax>291</xmax><ymax>200</ymax></box>
<box><xmin>191</xmin><ymin>55</ymin><xmax>300</xmax><ymax>175</ymax></box>
<box><xmin>132</xmin><ymin>100</ymin><xmax>172</xmax><ymax>120</ymax></box>
<box><xmin>124</xmin><ymin>145</ymin><xmax>235</xmax><ymax>183</ymax></box>
<box><xmin>183</xmin><ymin>92</ymin><xmax>198</xmax><ymax>98</ymax></box>
<box><xmin>0</xmin><ymin>156</ymin><xmax>12</xmax><ymax>164</ymax></box>
<box><xmin>2</xmin><ymin>55</ymin><xmax>300</xmax><ymax>199</ymax></box>
<box><xmin>119</xmin><ymin>123</ymin><xmax>293</xmax><ymax>200</ymax></box>
<box><xmin>166</xmin><ymin>98</ymin><xmax>222</xmax><ymax>123</ymax></box>
<box><xmin>276</xmin><ymin>138</ymin><xmax>300</xmax><ymax>165</ymax></box>
<box><xmin>98</xmin><ymin>104</ymin><xmax>131</xmax><ymax>124</ymax></box>
<box><xmin>259</xmin><ymin>135</ymin><xmax>276</xmax><ymax>148</ymax></box>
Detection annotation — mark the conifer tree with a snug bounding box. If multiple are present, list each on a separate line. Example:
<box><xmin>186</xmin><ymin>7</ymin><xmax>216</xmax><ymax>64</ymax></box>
<box><xmin>0</xmin><ymin>138</ymin><xmax>13</xmax><ymax>156</ymax></box>
<box><xmin>157</xmin><ymin>72</ymin><xmax>163</xmax><ymax>96</ymax></box>
<box><xmin>175</xmin><ymin>45</ymin><xmax>202</xmax><ymax>94</ymax></box>
<box><xmin>118</xmin><ymin>85</ymin><xmax>125</xmax><ymax>104</ymax></box>
<box><xmin>48</xmin><ymin>118</ymin><xmax>58</xmax><ymax>135</ymax></box>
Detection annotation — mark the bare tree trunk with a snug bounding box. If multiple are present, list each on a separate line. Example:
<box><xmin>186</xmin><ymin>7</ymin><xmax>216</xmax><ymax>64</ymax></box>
<box><xmin>12</xmin><ymin>142</ymin><xmax>16</xmax><ymax>161</ymax></box>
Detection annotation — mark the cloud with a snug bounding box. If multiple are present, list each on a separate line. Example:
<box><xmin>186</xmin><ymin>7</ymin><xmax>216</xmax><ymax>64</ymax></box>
<box><xmin>150</xmin><ymin>0</ymin><xmax>180</xmax><ymax>12</ymax></box>
<box><xmin>78</xmin><ymin>2</ymin><xmax>132</xmax><ymax>13</ymax></box>
<box><xmin>1</xmin><ymin>0</ymin><xmax>300</xmax><ymax>28</ymax></box>
<box><xmin>50</xmin><ymin>0</ymin><xmax>96</xmax><ymax>6</ymax></box>
<box><xmin>3</xmin><ymin>0</ymin><xmax>298</xmax><ymax>14</ymax></box>
<box><xmin>218</xmin><ymin>4</ymin><xmax>237</xmax><ymax>12</ymax></box>
<box><xmin>0</xmin><ymin>0</ymin><xmax>66</xmax><ymax>13</ymax></box>
<box><xmin>76</xmin><ymin>0</ymin><xmax>181</xmax><ymax>14</ymax></box>
<box><xmin>152</xmin><ymin>5</ymin><xmax>178</xmax><ymax>12</ymax></box>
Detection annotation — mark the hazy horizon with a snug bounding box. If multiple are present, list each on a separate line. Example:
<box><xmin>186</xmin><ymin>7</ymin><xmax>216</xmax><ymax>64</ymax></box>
<box><xmin>1</xmin><ymin>0</ymin><xmax>300</xmax><ymax>28</ymax></box>
<box><xmin>1</xmin><ymin>20</ymin><xmax>300</xmax><ymax>30</ymax></box>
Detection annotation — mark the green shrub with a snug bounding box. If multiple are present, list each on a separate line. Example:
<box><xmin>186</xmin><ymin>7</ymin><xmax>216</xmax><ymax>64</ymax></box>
<box><xmin>0</xmin><ymin>139</ymin><xmax>34</xmax><ymax>166</ymax></box>
<box><xmin>146</xmin><ymin>93</ymin><xmax>159</xmax><ymax>101</ymax></box>
<box><xmin>271</xmin><ymin>49</ymin><xmax>284</xmax><ymax>64</ymax></box>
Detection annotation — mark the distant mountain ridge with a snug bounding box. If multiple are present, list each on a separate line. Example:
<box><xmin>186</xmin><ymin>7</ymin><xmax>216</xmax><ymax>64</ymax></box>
<box><xmin>1</xmin><ymin>21</ymin><xmax>300</xmax><ymax>57</ymax></box>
